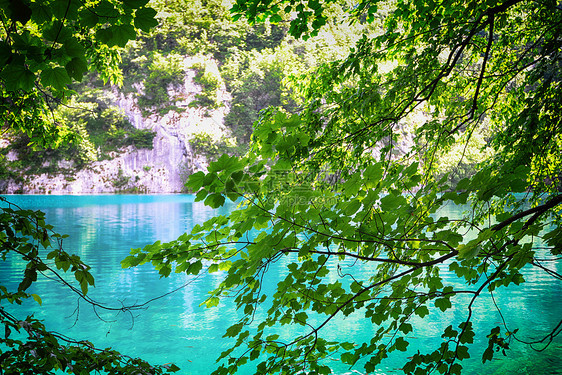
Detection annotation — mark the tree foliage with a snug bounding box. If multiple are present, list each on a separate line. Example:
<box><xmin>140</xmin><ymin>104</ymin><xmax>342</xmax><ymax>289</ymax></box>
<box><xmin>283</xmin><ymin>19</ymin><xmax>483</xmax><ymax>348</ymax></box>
<box><xmin>124</xmin><ymin>0</ymin><xmax>562</xmax><ymax>374</ymax></box>
<box><xmin>1</xmin><ymin>0</ymin><xmax>371</xmax><ymax>171</ymax></box>
<box><xmin>0</xmin><ymin>0</ymin><xmax>156</xmax><ymax>147</ymax></box>
<box><xmin>0</xmin><ymin>197</ymin><xmax>179</xmax><ymax>374</ymax></box>
<box><xmin>0</xmin><ymin>0</ymin><xmax>181</xmax><ymax>373</ymax></box>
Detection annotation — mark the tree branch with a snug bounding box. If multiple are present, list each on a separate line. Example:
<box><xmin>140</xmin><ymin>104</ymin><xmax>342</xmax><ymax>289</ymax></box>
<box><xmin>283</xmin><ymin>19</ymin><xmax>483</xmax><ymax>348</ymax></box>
<box><xmin>492</xmin><ymin>194</ymin><xmax>562</xmax><ymax>231</ymax></box>
<box><xmin>470</xmin><ymin>13</ymin><xmax>495</xmax><ymax>118</ymax></box>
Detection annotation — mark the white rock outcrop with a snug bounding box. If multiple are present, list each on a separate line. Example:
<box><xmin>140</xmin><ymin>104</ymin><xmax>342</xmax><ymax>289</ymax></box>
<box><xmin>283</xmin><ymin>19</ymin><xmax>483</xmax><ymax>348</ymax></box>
<box><xmin>2</xmin><ymin>56</ymin><xmax>232</xmax><ymax>194</ymax></box>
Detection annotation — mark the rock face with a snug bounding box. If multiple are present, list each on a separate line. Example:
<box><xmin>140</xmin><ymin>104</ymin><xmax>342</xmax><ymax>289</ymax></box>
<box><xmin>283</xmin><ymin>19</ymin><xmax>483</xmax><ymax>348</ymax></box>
<box><xmin>2</xmin><ymin>57</ymin><xmax>232</xmax><ymax>194</ymax></box>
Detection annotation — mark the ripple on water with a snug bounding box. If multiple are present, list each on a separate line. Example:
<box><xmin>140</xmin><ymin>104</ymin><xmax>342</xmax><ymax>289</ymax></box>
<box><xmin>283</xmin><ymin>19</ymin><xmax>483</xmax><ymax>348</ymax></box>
<box><xmin>1</xmin><ymin>195</ymin><xmax>561</xmax><ymax>374</ymax></box>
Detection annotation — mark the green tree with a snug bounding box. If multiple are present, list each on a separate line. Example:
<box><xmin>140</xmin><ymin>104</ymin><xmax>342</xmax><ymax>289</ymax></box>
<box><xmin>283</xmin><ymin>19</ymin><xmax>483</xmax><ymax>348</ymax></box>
<box><xmin>0</xmin><ymin>0</ymin><xmax>178</xmax><ymax>373</ymax></box>
<box><xmin>125</xmin><ymin>0</ymin><xmax>562</xmax><ymax>374</ymax></box>
<box><xmin>0</xmin><ymin>0</ymin><xmax>157</xmax><ymax>147</ymax></box>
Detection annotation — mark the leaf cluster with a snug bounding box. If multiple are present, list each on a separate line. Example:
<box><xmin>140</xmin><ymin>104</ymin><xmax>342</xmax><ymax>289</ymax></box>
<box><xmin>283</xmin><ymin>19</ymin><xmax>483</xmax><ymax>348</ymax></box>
<box><xmin>0</xmin><ymin>197</ymin><xmax>180</xmax><ymax>374</ymax></box>
<box><xmin>0</xmin><ymin>0</ymin><xmax>157</xmax><ymax>147</ymax></box>
<box><xmin>125</xmin><ymin>0</ymin><xmax>562</xmax><ymax>374</ymax></box>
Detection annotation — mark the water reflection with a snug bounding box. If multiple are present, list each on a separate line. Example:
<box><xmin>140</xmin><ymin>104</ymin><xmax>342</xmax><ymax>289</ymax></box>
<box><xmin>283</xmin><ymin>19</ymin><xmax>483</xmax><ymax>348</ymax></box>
<box><xmin>0</xmin><ymin>195</ymin><xmax>560</xmax><ymax>374</ymax></box>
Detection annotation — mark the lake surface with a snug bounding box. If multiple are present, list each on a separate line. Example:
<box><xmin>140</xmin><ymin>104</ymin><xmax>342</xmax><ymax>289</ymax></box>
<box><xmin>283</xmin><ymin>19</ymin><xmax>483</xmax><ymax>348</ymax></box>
<box><xmin>1</xmin><ymin>195</ymin><xmax>561</xmax><ymax>374</ymax></box>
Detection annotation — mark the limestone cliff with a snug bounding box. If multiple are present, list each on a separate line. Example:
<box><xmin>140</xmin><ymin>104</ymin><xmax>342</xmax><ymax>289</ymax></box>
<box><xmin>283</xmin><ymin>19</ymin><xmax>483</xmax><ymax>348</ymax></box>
<box><xmin>1</xmin><ymin>57</ymin><xmax>232</xmax><ymax>194</ymax></box>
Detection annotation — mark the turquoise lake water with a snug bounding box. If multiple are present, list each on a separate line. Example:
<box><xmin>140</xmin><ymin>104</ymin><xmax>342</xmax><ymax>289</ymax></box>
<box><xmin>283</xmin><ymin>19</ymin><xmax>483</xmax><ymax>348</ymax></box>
<box><xmin>0</xmin><ymin>195</ymin><xmax>561</xmax><ymax>374</ymax></box>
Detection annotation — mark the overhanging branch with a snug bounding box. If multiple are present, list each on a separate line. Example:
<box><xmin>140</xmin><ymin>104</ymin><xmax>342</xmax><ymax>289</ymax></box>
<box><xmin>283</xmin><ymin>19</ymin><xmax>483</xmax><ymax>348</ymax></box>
<box><xmin>492</xmin><ymin>194</ymin><xmax>562</xmax><ymax>232</ymax></box>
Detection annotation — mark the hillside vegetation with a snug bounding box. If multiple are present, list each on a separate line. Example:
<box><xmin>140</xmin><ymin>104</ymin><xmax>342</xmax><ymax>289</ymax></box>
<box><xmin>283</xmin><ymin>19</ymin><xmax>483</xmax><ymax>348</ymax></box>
<box><xmin>0</xmin><ymin>0</ymin><xmax>492</xmax><ymax>188</ymax></box>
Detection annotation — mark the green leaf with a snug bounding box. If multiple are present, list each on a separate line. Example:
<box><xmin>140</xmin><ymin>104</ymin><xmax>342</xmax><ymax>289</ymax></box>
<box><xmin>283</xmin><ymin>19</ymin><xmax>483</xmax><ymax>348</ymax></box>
<box><xmin>65</xmin><ymin>57</ymin><xmax>88</xmax><ymax>81</ymax></box>
<box><xmin>18</xmin><ymin>277</ymin><xmax>32</xmax><ymax>292</ymax></box>
<box><xmin>108</xmin><ymin>24</ymin><xmax>137</xmax><ymax>47</ymax></box>
<box><xmin>458</xmin><ymin>322</ymin><xmax>475</xmax><ymax>344</ymax></box>
<box><xmin>205</xmin><ymin>193</ymin><xmax>225</xmax><ymax>209</ymax></box>
<box><xmin>186</xmin><ymin>171</ymin><xmax>206</xmax><ymax>191</ymax></box>
<box><xmin>1</xmin><ymin>62</ymin><xmax>35</xmax><ymax>91</ymax></box>
<box><xmin>64</xmin><ymin>38</ymin><xmax>85</xmax><ymax>57</ymax></box>
<box><xmin>0</xmin><ymin>42</ymin><xmax>12</xmax><ymax>66</ymax></box>
<box><xmin>364</xmin><ymin>163</ymin><xmax>383</xmax><ymax>182</ymax></box>
<box><xmin>85</xmin><ymin>271</ymin><xmax>95</xmax><ymax>286</ymax></box>
<box><xmin>457</xmin><ymin>239</ymin><xmax>480</xmax><ymax>260</ymax></box>
<box><xmin>209</xmin><ymin>154</ymin><xmax>243</xmax><ymax>174</ymax></box>
<box><xmin>416</xmin><ymin>305</ymin><xmax>429</xmax><ymax>318</ymax></box>
<box><xmin>344</xmin><ymin>199</ymin><xmax>361</xmax><ymax>216</ymax></box>
<box><xmin>79</xmin><ymin>8</ymin><xmax>99</xmax><ymax>28</ymax></box>
<box><xmin>186</xmin><ymin>261</ymin><xmax>203</xmax><ymax>275</ymax></box>
<box><xmin>123</xmin><ymin>0</ymin><xmax>150</xmax><ymax>8</ymax></box>
<box><xmin>224</xmin><ymin>323</ymin><xmax>243</xmax><ymax>337</ymax></box>
<box><xmin>208</xmin><ymin>263</ymin><xmax>219</xmax><ymax>273</ymax></box>
<box><xmin>457</xmin><ymin>345</ymin><xmax>470</xmax><ymax>360</ymax></box>
<box><xmin>400</xmin><ymin>323</ymin><xmax>413</xmax><ymax>334</ymax></box>
<box><xmin>442</xmin><ymin>325</ymin><xmax>458</xmax><ymax>338</ymax></box>
<box><xmin>51</xmin><ymin>0</ymin><xmax>80</xmax><ymax>19</ymax></box>
<box><xmin>205</xmin><ymin>296</ymin><xmax>220</xmax><ymax>308</ymax></box>
<box><xmin>394</xmin><ymin>337</ymin><xmax>409</xmax><ymax>351</ymax></box>
<box><xmin>41</xmin><ymin>67</ymin><xmax>71</xmax><ymax>91</ymax></box>
<box><xmin>350</xmin><ymin>281</ymin><xmax>363</xmax><ymax>293</ymax></box>
<box><xmin>294</xmin><ymin>312</ymin><xmax>308</xmax><ymax>324</ymax></box>
<box><xmin>482</xmin><ymin>346</ymin><xmax>494</xmax><ymax>363</ymax></box>
<box><xmin>94</xmin><ymin>1</ymin><xmax>119</xmax><ymax>18</ymax></box>
<box><xmin>134</xmin><ymin>7</ymin><xmax>158</xmax><ymax>32</ymax></box>
<box><xmin>95</xmin><ymin>28</ymin><xmax>114</xmax><ymax>46</ymax></box>
<box><xmin>31</xmin><ymin>293</ymin><xmax>42</xmax><ymax>305</ymax></box>
<box><xmin>8</xmin><ymin>0</ymin><xmax>32</xmax><ymax>25</ymax></box>
<box><xmin>29</xmin><ymin>3</ymin><xmax>52</xmax><ymax>23</ymax></box>
<box><xmin>434</xmin><ymin>297</ymin><xmax>452</xmax><ymax>312</ymax></box>
<box><xmin>341</xmin><ymin>352</ymin><xmax>355</xmax><ymax>364</ymax></box>
<box><xmin>167</xmin><ymin>363</ymin><xmax>181</xmax><ymax>372</ymax></box>
<box><xmin>380</xmin><ymin>194</ymin><xmax>402</xmax><ymax>211</ymax></box>
<box><xmin>159</xmin><ymin>265</ymin><xmax>172</xmax><ymax>277</ymax></box>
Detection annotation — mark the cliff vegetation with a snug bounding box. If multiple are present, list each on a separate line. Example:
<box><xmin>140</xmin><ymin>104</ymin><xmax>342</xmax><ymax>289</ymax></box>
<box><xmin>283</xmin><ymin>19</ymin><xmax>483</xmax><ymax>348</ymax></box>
<box><xmin>0</xmin><ymin>0</ymin><xmax>494</xmax><ymax>193</ymax></box>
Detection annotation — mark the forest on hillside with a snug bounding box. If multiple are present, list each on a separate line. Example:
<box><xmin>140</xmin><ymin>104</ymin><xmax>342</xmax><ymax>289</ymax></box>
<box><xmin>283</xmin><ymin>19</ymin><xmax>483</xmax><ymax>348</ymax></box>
<box><xmin>0</xmin><ymin>0</ymin><xmax>491</xmax><ymax>188</ymax></box>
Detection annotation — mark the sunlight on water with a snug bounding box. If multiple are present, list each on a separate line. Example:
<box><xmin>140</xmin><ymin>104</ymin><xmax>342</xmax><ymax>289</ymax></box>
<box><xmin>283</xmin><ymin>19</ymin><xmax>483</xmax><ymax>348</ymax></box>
<box><xmin>1</xmin><ymin>195</ymin><xmax>561</xmax><ymax>374</ymax></box>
